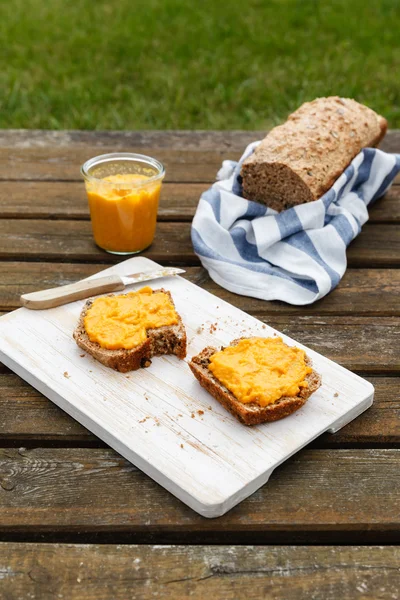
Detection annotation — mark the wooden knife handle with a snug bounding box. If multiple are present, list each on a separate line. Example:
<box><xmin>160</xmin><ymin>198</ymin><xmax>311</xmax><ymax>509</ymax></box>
<box><xmin>20</xmin><ymin>275</ymin><xmax>125</xmax><ymax>310</ymax></box>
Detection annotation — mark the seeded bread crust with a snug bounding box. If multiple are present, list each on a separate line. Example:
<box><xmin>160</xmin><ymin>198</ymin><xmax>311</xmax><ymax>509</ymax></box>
<box><xmin>241</xmin><ymin>96</ymin><xmax>387</xmax><ymax>211</ymax></box>
<box><xmin>189</xmin><ymin>338</ymin><xmax>321</xmax><ymax>426</ymax></box>
<box><xmin>73</xmin><ymin>288</ymin><xmax>187</xmax><ymax>373</ymax></box>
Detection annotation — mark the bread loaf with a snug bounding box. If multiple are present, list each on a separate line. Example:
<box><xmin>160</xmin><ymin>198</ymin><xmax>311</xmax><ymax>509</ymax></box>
<box><xmin>241</xmin><ymin>97</ymin><xmax>387</xmax><ymax>211</ymax></box>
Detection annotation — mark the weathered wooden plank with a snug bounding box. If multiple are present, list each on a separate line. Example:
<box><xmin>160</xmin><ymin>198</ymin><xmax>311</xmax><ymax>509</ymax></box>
<box><xmin>0</xmin><ymin>181</ymin><xmax>398</xmax><ymax>222</ymax></box>
<box><xmin>0</xmin><ymin>182</ymin><xmax>209</xmax><ymax>221</ymax></box>
<box><xmin>0</xmin><ymin>129</ymin><xmax>264</xmax><ymax>151</ymax></box>
<box><xmin>0</xmin><ymin>220</ymin><xmax>193</xmax><ymax>264</ymax></box>
<box><xmin>0</xmin><ymin>448</ymin><xmax>398</xmax><ymax>542</ymax></box>
<box><xmin>0</xmin><ymin>148</ymin><xmax>231</xmax><ymax>183</ymax></box>
<box><xmin>0</xmin><ymin>219</ymin><xmax>188</xmax><ymax>263</ymax></box>
<box><xmin>0</xmin><ymin>128</ymin><xmax>399</xmax><ymax>153</ymax></box>
<box><xmin>1</xmin><ymin>543</ymin><xmax>398</xmax><ymax>600</ymax></box>
<box><xmin>0</xmin><ymin>374</ymin><xmax>397</xmax><ymax>446</ymax></box>
<box><xmin>369</xmin><ymin>185</ymin><xmax>400</xmax><ymax>223</ymax></box>
<box><xmin>0</xmin><ymin>220</ymin><xmax>398</xmax><ymax>267</ymax></box>
<box><xmin>0</xmin><ymin>374</ymin><xmax>90</xmax><ymax>443</ymax></box>
<box><xmin>379</xmin><ymin>130</ymin><xmax>400</xmax><ymax>154</ymax></box>
<box><xmin>1</xmin><ymin>263</ymin><xmax>400</xmax><ymax>316</ymax></box>
<box><xmin>346</xmin><ymin>223</ymin><xmax>400</xmax><ymax>267</ymax></box>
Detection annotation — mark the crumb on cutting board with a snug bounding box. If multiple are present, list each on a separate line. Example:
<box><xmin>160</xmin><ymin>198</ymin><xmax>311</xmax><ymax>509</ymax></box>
<box><xmin>197</xmin><ymin>410</ymin><xmax>204</xmax><ymax>416</ymax></box>
<box><xmin>63</xmin><ymin>371</ymin><xmax>70</xmax><ymax>379</ymax></box>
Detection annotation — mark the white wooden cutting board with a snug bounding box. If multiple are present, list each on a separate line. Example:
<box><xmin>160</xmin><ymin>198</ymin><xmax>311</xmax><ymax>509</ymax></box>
<box><xmin>0</xmin><ymin>257</ymin><xmax>374</xmax><ymax>517</ymax></box>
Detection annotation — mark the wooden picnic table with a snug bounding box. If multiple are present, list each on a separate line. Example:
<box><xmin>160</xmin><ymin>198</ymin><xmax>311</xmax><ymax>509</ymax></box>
<box><xmin>0</xmin><ymin>130</ymin><xmax>399</xmax><ymax>599</ymax></box>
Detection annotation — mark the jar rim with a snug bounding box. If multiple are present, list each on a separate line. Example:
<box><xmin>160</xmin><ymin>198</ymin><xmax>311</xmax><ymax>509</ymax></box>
<box><xmin>81</xmin><ymin>152</ymin><xmax>165</xmax><ymax>187</ymax></box>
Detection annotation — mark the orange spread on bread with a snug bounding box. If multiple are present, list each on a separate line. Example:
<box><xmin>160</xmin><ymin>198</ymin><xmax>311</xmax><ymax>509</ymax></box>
<box><xmin>84</xmin><ymin>287</ymin><xmax>178</xmax><ymax>350</ymax></box>
<box><xmin>86</xmin><ymin>174</ymin><xmax>161</xmax><ymax>253</ymax></box>
<box><xmin>208</xmin><ymin>337</ymin><xmax>312</xmax><ymax>407</ymax></box>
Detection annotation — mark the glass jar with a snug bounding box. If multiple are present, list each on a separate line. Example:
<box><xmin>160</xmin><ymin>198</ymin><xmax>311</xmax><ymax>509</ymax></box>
<box><xmin>81</xmin><ymin>152</ymin><xmax>165</xmax><ymax>254</ymax></box>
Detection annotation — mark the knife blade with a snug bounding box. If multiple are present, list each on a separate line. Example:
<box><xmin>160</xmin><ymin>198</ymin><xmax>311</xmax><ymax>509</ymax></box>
<box><xmin>20</xmin><ymin>267</ymin><xmax>185</xmax><ymax>310</ymax></box>
<box><xmin>120</xmin><ymin>268</ymin><xmax>184</xmax><ymax>286</ymax></box>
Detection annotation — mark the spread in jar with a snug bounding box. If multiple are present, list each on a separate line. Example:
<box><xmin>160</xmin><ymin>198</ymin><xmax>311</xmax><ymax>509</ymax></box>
<box><xmin>208</xmin><ymin>337</ymin><xmax>312</xmax><ymax>406</ymax></box>
<box><xmin>86</xmin><ymin>173</ymin><xmax>161</xmax><ymax>254</ymax></box>
<box><xmin>84</xmin><ymin>286</ymin><xmax>178</xmax><ymax>350</ymax></box>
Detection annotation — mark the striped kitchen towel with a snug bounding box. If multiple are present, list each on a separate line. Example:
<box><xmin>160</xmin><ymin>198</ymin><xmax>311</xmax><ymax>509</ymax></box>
<box><xmin>191</xmin><ymin>142</ymin><xmax>400</xmax><ymax>305</ymax></box>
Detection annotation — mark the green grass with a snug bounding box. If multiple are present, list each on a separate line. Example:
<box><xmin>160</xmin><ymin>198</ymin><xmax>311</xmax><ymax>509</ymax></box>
<box><xmin>1</xmin><ymin>0</ymin><xmax>400</xmax><ymax>129</ymax></box>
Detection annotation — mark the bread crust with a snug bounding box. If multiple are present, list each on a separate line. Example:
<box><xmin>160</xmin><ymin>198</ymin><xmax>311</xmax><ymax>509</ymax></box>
<box><xmin>241</xmin><ymin>96</ymin><xmax>387</xmax><ymax>211</ymax></box>
<box><xmin>73</xmin><ymin>288</ymin><xmax>187</xmax><ymax>372</ymax></box>
<box><xmin>189</xmin><ymin>339</ymin><xmax>321</xmax><ymax>425</ymax></box>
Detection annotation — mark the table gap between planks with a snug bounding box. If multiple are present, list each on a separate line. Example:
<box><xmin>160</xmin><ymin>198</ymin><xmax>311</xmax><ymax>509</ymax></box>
<box><xmin>0</xmin><ymin>130</ymin><xmax>399</xmax><ymax>599</ymax></box>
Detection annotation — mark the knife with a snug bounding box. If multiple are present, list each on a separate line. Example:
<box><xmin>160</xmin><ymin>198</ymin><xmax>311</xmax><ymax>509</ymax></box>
<box><xmin>20</xmin><ymin>267</ymin><xmax>185</xmax><ymax>310</ymax></box>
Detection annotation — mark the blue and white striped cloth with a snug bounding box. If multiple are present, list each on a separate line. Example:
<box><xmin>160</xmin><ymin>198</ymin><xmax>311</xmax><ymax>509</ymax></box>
<box><xmin>191</xmin><ymin>142</ymin><xmax>400</xmax><ymax>305</ymax></box>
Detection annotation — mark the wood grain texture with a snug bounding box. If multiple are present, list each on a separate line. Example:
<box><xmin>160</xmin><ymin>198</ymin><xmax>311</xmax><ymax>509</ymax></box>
<box><xmin>0</xmin><ymin>147</ymin><xmax>230</xmax><ymax>183</ymax></box>
<box><xmin>0</xmin><ymin>129</ymin><xmax>398</xmax><ymax>544</ymax></box>
<box><xmin>0</xmin><ymin>220</ymin><xmax>398</xmax><ymax>267</ymax></box>
<box><xmin>0</xmin><ymin>220</ymin><xmax>193</xmax><ymax>263</ymax></box>
<box><xmin>0</xmin><ymin>129</ymin><xmax>264</xmax><ymax>151</ymax></box>
<box><xmin>0</xmin><ymin>180</ymin><xmax>398</xmax><ymax>222</ymax></box>
<box><xmin>1</xmin><ymin>263</ymin><xmax>400</xmax><ymax>316</ymax></box>
<box><xmin>0</xmin><ymin>374</ymin><xmax>397</xmax><ymax>446</ymax></box>
<box><xmin>369</xmin><ymin>185</ymin><xmax>400</xmax><ymax>223</ymax></box>
<box><xmin>0</xmin><ymin>129</ymin><xmax>397</xmax><ymax>184</ymax></box>
<box><xmin>0</xmin><ymin>448</ymin><xmax>398</xmax><ymax>542</ymax></box>
<box><xmin>0</xmin><ymin>127</ymin><xmax>398</xmax><ymax>152</ymax></box>
<box><xmin>1</xmin><ymin>543</ymin><xmax>398</xmax><ymax>600</ymax></box>
<box><xmin>0</xmin><ymin>182</ymin><xmax>210</xmax><ymax>222</ymax></box>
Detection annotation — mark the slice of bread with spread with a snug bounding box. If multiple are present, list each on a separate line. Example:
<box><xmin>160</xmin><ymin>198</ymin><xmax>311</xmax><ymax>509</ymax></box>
<box><xmin>241</xmin><ymin>96</ymin><xmax>387</xmax><ymax>211</ymax></box>
<box><xmin>73</xmin><ymin>287</ymin><xmax>186</xmax><ymax>372</ymax></box>
<box><xmin>189</xmin><ymin>337</ymin><xmax>321</xmax><ymax>425</ymax></box>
